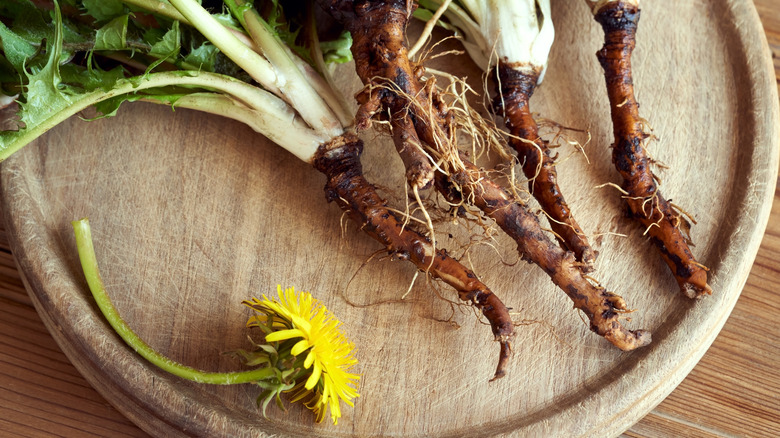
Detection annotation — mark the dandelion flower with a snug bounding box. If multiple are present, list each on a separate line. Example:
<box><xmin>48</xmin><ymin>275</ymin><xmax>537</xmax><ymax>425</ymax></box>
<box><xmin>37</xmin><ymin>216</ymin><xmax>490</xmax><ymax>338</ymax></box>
<box><xmin>74</xmin><ymin>218</ymin><xmax>357</xmax><ymax>424</ymax></box>
<box><xmin>244</xmin><ymin>286</ymin><xmax>360</xmax><ymax>425</ymax></box>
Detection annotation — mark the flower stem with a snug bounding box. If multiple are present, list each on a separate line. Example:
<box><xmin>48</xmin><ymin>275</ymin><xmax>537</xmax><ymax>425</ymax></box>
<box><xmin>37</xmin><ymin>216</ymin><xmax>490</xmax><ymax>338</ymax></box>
<box><xmin>72</xmin><ymin>218</ymin><xmax>275</xmax><ymax>385</ymax></box>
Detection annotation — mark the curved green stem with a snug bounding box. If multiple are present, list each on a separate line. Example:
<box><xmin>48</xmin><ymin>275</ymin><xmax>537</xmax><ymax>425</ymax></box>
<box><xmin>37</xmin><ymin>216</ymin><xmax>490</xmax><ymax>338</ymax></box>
<box><xmin>72</xmin><ymin>218</ymin><xmax>274</xmax><ymax>385</ymax></box>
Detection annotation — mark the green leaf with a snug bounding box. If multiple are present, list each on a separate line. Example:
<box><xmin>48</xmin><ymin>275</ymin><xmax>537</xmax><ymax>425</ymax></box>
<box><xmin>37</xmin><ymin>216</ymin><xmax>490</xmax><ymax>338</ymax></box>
<box><xmin>321</xmin><ymin>31</ymin><xmax>353</xmax><ymax>64</ymax></box>
<box><xmin>2</xmin><ymin>0</ymin><xmax>49</xmax><ymax>45</ymax></box>
<box><xmin>263</xmin><ymin>0</ymin><xmax>293</xmax><ymax>40</ymax></box>
<box><xmin>184</xmin><ymin>41</ymin><xmax>218</xmax><ymax>71</ymax></box>
<box><xmin>2</xmin><ymin>1</ymin><xmax>130</xmax><ymax>154</ymax></box>
<box><xmin>0</xmin><ymin>21</ymin><xmax>37</xmax><ymax>74</ymax></box>
<box><xmin>412</xmin><ymin>1</ymin><xmax>458</xmax><ymax>33</ymax></box>
<box><xmin>60</xmin><ymin>63</ymin><xmax>127</xmax><ymax>92</ymax></box>
<box><xmin>93</xmin><ymin>15</ymin><xmax>129</xmax><ymax>51</ymax></box>
<box><xmin>21</xmin><ymin>1</ymin><xmax>71</xmax><ymax>127</ymax></box>
<box><xmin>261</xmin><ymin>0</ymin><xmax>311</xmax><ymax>65</ymax></box>
<box><xmin>139</xmin><ymin>21</ymin><xmax>181</xmax><ymax>75</ymax></box>
<box><xmin>0</xmin><ymin>1</ymin><xmax>82</xmax><ymax>158</ymax></box>
<box><xmin>0</xmin><ymin>0</ymin><xmax>38</xmax><ymax>18</ymax></box>
<box><xmin>89</xmin><ymin>93</ymin><xmax>139</xmax><ymax>119</ymax></box>
<box><xmin>61</xmin><ymin>15</ymin><xmax>89</xmax><ymax>45</ymax></box>
<box><xmin>149</xmin><ymin>20</ymin><xmax>180</xmax><ymax>59</ymax></box>
<box><xmin>0</xmin><ymin>55</ymin><xmax>19</xmax><ymax>83</ymax></box>
<box><xmin>81</xmin><ymin>0</ymin><xmax>126</xmax><ymax>22</ymax></box>
<box><xmin>89</xmin><ymin>91</ymin><xmax>186</xmax><ymax>120</ymax></box>
<box><xmin>212</xmin><ymin>12</ymin><xmax>243</xmax><ymax>31</ymax></box>
<box><xmin>141</xmin><ymin>27</ymin><xmax>166</xmax><ymax>46</ymax></box>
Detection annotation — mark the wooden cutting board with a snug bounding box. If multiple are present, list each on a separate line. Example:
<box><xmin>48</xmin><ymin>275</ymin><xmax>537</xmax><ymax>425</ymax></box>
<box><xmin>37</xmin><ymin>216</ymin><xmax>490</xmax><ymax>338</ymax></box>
<box><xmin>2</xmin><ymin>0</ymin><xmax>777</xmax><ymax>437</ymax></box>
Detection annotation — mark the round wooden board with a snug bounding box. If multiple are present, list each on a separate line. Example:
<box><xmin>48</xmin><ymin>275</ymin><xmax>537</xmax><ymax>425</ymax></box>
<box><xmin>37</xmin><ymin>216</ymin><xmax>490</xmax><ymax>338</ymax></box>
<box><xmin>2</xmin><ymin>1</ymin><xmax>778</xmax><ymax>437</ymax></box>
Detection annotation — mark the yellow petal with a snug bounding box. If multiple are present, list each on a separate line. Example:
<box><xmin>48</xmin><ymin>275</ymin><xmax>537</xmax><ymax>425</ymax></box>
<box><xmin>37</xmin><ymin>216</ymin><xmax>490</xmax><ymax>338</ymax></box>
<box><xmin>245</xmin><ymin>286</ymin><xmax>360</xmax><ymax>425</ymax></box>
<box><xmin>304</xmin><ymin>350</ymin><xmax>315</xmax><ymax>369</ymax></box>
<box><xmin>291</xmin><ymin>339</ymin><xmax>310</xmax><ymax>356</ymax></box>
<box><xmin>305</xmin><ymin>359</ymin><xmax>322</xmax><ymax>390</ymax></box>
<box><xmin>265</xmin><ymin>328</ymin><xmax>304</xmax><ymax>342</ymax></box>
<box><xmin>327</xmin><ymin>379</ymin><xmax>342</xmax><ymax>424</ymax></box>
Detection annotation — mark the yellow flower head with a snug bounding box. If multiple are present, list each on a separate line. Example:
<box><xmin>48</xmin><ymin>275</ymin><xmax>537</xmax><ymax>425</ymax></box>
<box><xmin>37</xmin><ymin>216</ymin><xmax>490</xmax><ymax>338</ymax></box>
<box><xmin>243</xmin><ymin>286</ymin><xmax>360</xmax><ymax>425</ymax></box>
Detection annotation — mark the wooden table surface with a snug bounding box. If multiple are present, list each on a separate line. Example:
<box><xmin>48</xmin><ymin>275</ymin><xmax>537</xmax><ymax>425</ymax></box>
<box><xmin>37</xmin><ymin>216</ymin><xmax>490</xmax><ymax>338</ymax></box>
<box><xmin>1</xmin><ymin>2</ymin><xmax>778</xmax><ymax>437</ymax></box>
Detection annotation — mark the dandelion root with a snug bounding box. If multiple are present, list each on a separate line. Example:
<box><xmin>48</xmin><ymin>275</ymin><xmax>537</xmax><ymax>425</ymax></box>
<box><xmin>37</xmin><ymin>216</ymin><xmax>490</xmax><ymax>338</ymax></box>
<box><xmin>332</xmin><ymin>0</ymin><xmax>439</xmax><ymax>191</ymax></box>
<box><xmin>437</xmin><ymin>159</ymin><xmax>651</xmax><ymax>351</ymax></box>
<box><xmin>593</xmin><ymin>1</ymin><xmax>711</xmax><ymax>298</ymax></box>
<box><xmin>494</xmin><ymin>63</ymin><xmax>596</xmax><ymax>267</ymax></box>
<box><xmin>314</xmin><ymin>133</ymin><xmax>514</xmax><ymax>380</ymax></box>
<box><xmin>321</xmin><ymin>0</ymin><xmax>651</xmax><ymax>353</ymax></box>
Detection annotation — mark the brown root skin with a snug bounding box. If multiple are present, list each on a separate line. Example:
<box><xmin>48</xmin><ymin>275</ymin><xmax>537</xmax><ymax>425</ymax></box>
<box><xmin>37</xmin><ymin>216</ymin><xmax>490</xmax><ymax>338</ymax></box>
<box><xmin>595</xmin><ymin>2</ymin><xmax>711</xmax><ymax>298</ymax></box>
<box><xmin>494</xmin><ymin>62</ymin><xmax>597</xmax><ymax>268</ymax></box>
<box><xmin>390</xmin><ymin>113</ymin><xmax>432</xmax><ymax>190</ymax></box>
<box><xmin>325</xmin><ymin>0</ymin><xmax>437</xmax><ymax>190</ymax></box>
<box><xmin>319</xmin><ymin>0</ymin><xmax>651</xmax><ymax>353</ymax></box>
<box><xmin>437</xmin><ymin>161</ymin><xmax>651</xmax><ymax>351</ymax></box>
<box><xmin>313</xmin><ymin>133</ymin><xmax>514</xmax><ymax>380</ymax></box>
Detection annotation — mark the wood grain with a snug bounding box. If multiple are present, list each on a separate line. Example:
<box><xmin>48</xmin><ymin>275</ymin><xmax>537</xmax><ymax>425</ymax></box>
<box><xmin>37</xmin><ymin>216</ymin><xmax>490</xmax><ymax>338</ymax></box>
<box><xmin>0</xmin><ymin>0</ymin><xmax>777</xmax><ymax>437</ymax></box>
